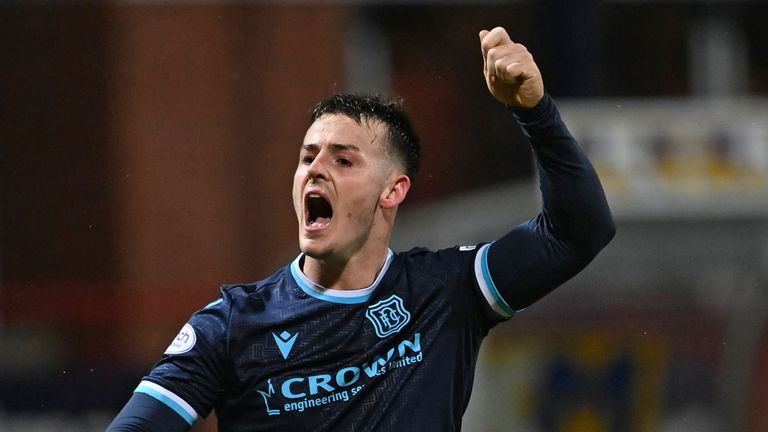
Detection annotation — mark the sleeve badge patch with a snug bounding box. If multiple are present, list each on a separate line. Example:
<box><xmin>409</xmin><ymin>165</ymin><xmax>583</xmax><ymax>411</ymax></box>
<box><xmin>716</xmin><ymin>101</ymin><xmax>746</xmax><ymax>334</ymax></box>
<box><xmin>164</xmin><ymin>323</ymin><xmax>197</xmax><ymax>355</ymax></box>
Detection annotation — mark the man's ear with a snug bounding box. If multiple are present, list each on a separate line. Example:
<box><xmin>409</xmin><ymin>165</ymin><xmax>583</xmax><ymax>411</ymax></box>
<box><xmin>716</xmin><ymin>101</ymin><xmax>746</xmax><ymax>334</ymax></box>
<box><xmin>380</xmin><ymin>174</ymin><xmax>411</xmax><ymax>209</ymax></box>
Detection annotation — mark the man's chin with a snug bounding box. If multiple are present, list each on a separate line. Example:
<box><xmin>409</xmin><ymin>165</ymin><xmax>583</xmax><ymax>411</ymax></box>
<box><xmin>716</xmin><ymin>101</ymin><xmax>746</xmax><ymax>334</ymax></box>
<box><xmin>299</xmin><ymin>239</ymin><xmax>332</xmax><ymax>260</ymax></box>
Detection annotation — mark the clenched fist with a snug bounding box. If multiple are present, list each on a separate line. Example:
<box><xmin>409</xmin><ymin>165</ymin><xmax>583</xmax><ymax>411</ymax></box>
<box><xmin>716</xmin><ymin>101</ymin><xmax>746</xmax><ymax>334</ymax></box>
<box><xmin>479</xmin><ymin>27</ymin><xmax>544</xmax><ymax>110</ymax></box>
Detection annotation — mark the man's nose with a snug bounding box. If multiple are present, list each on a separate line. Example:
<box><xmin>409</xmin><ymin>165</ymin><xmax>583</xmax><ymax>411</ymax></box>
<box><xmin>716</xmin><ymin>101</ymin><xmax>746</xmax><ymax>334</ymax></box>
<box><xmin>307</xmin><ymin>154</ymin><xmax>328</xmax><ymax>181</ymax></box>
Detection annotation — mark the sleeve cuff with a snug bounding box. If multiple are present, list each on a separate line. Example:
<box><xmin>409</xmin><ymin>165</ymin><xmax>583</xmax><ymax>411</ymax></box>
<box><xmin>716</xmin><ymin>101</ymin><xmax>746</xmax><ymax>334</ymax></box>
<box><xmin>473</xmin><ymin>243</ymin><xmax>516</xmax><ymax>319</ymax></box>
<box><xmin>135</xmin><ymin>380</ymin><xmax>199</xmax><ymax>426</ymax></box>
<box><xmin>510</xmin><ymin>93</ymin><xmax>555</xmax><ymax>124</ymax></box>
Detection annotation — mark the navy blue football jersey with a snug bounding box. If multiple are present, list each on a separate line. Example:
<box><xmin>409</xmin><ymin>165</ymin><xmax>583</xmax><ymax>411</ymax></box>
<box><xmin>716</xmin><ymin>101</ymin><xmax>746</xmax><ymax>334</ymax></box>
<box><xmin>138</xmin><ymin>244</ymin><xmax>513</xmax><ymax>431</ymax></box>
<box><xmin>114</xmin><ymin>94</ymin><xmax>615</xmax><ymax>431</ymax></box>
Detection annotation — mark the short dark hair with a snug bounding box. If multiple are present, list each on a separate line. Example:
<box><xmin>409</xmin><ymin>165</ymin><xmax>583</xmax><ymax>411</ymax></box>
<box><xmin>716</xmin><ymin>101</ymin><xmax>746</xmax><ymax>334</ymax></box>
<box><xmin>311</xmin><ymin>93</ymin><xmax>421</xmax><ymax>179</ymax></box>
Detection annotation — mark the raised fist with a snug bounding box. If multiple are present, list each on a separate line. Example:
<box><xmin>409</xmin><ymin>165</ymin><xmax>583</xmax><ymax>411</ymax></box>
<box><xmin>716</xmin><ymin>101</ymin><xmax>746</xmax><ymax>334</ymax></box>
<box><xmin>479</xmin><ymin>27</ymin><xmax>544</xmax><ymax>109</ymax></box>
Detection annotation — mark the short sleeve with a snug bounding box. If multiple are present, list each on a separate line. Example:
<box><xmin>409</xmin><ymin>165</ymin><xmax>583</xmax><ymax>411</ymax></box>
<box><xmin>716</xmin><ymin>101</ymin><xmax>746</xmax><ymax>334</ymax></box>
<box><xmin>139</xmin><ymin>287</ymin><xmax>233</xmax><ymax>424</ymax></box>
<box><xmin>472</xmin><ymin>242</ymin><xmax>518</xmax><ymax>321</ymax></box>
<box><xmin>404</xmin><ymin>244</ymin><xmax>514</xmax><ymax>331</ymax></box>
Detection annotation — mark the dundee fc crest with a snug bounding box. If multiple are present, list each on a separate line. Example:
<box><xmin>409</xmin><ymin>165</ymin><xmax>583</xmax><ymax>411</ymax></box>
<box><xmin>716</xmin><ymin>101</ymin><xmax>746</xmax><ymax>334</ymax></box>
<box><xmin>366</xmin><ymin>295</ymin><xmax>411</xmax><ymax>338</ymax></box>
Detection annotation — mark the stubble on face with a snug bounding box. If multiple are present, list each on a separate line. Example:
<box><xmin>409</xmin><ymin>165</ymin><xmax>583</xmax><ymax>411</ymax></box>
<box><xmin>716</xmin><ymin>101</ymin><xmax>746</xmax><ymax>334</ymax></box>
<box><xmin>292</xmin><ymin>115</ymin><xmax>395</xmax><ymax>263</ymax></box>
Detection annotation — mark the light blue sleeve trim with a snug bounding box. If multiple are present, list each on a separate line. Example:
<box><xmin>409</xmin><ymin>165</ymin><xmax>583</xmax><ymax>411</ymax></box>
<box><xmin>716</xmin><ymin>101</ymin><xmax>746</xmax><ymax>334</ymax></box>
<box><xmin>204</xmin><ymin>298</ymin><xmax>224</xmax><ymax>309</ymax></box>
<box><xmin>474</xmin><ymin>243</ymin><xmax>516</xmax><ymax>319</ymax></box>
<box><xmin>135</xmin><ymin>381</ymin><xmax>198</xmax><ymax>426</ymax></box>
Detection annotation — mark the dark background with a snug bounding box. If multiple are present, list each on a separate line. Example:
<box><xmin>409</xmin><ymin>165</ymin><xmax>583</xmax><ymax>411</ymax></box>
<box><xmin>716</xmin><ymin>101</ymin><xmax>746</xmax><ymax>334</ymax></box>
<box><xmin>2</xmin><ymin>1</ymin><xmax>767</xmax><ymax>431</ymax></box>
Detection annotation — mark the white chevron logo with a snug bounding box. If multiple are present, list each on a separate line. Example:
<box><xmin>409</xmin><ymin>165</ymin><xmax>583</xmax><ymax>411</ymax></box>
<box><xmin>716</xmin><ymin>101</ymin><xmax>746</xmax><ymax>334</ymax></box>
<box><xmin>272</xmin><ymin>331</ymin><xmax>299</xmax><ymax>360</ymax></box>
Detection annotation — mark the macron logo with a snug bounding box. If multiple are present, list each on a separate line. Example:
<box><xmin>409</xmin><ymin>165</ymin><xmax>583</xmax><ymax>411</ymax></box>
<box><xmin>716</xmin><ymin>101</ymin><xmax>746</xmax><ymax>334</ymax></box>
<box><xmin>272</xmin><ymin>331</ymin><xmax>299</xmax><ymax>360</ymax></box>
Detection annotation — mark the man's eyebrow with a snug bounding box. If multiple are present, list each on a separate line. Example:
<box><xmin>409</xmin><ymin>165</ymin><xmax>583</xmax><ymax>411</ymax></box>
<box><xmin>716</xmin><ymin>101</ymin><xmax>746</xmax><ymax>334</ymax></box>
<box><xmin>301</xmin><ymin>143</ymin><xmax>361</xmax><ymax>152</ymax></box>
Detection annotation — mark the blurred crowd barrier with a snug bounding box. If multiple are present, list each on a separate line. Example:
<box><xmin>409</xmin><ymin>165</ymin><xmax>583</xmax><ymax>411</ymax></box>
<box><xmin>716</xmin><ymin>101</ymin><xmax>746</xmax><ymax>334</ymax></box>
<box><xmin>560</xmin><ymin>99</ymin><xmax>768</xmax><ymax>215</ymax></box>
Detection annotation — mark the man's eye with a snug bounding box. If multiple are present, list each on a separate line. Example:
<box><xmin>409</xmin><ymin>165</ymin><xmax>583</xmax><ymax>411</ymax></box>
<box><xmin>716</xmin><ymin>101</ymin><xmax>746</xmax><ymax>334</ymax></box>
<box><xmin>302</xmin><ymin>155</ymin><xmax>315</xmax><ymax>164</ymax></box>
<box><xmin>338</xmin><ymin>158</ymin><xmax>352</xmax><ymax>167</ymax></box>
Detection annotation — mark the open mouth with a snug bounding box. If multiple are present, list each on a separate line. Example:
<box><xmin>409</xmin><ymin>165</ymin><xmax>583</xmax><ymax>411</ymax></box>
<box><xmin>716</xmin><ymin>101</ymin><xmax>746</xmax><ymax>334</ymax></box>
<box><xmin>305</xmin><ymin>193</ymin><xmax>333</xmax><ymax>230</ymax></box>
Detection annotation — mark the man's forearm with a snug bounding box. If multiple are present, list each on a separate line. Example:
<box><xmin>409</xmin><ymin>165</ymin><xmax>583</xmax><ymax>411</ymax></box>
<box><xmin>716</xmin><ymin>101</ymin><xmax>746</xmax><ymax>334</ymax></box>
<box><xmin>481</xmin><ymin>93</ymin><xmax>614</xmax><ymax>312</ymax></box>
<box><xmin>107</xmin><ymin>392</ymin><xmax>191</xmax><ymax>432</ymax></box>
<box><xmin>513</xmin><ymin>93</ymin><xmax>615</xmax><ymax>254</ymax></box>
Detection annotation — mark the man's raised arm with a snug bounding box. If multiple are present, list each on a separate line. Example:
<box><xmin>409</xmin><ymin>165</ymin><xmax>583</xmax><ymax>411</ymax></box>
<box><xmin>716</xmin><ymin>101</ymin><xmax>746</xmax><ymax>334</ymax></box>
<box><xmin>476</xmin><ymin>27</ymin><xmax>615</xmax><ymax>315</ymax></box>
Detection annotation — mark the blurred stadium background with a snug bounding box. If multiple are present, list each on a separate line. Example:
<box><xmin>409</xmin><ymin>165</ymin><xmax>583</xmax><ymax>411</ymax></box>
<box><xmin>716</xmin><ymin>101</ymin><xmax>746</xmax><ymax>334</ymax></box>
<box><xmin>2</xmin><ymin>1</ymin><xmax>767</xmax><ymax>431</ymax></box>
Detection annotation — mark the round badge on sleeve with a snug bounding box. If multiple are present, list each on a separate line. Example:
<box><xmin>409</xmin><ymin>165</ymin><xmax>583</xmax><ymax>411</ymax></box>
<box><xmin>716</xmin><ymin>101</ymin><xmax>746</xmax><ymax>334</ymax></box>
<box><xmin>164</xmin><ymin>323</ymin><xmax>197</xmax><ymax>355</ymax></box>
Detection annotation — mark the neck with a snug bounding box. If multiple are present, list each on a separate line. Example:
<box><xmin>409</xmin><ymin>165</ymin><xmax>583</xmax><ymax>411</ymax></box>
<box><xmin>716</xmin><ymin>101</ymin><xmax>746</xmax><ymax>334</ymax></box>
<box><xmin>302</xmin><ymin>246</ymin><xmax>390</xmax><ymax>290</ymax></box>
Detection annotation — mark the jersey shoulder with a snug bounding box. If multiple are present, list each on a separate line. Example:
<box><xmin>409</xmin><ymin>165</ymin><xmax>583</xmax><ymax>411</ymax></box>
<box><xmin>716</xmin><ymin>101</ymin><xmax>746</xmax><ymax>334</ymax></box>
<box><xmin>216</xmin><ymin>264</ymin><xmax>292</xmax><ymax>306</ymax></box>
<box><xmin>392</xmin><ymin>244</ymin><xmax>487</xmax><ymax>295</ymax></box>
<box><xmin>396</xmin><ymin>244</ymin><xmax>504</xmax><ymax>327</ymax></box>
<box><xmin>397</xmin><ymin>244</ymin><xmax>485</xmax><ymax>274</ymax></box>
<box><xmin>185</xmin><ymin>264</ymin><xmax>292</xmax><ymax>344</ymax></box>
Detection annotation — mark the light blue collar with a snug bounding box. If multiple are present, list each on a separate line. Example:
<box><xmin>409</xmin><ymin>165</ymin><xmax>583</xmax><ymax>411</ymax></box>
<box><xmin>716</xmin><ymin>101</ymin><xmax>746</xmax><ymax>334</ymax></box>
<box><xmin>289</xmin><ymin>249</ymin><xmax>394</xmax><ymax>304</ymax></box>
